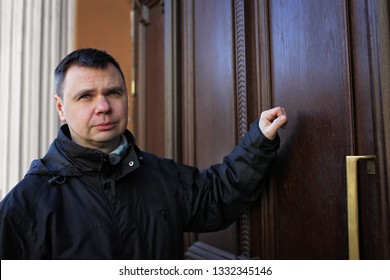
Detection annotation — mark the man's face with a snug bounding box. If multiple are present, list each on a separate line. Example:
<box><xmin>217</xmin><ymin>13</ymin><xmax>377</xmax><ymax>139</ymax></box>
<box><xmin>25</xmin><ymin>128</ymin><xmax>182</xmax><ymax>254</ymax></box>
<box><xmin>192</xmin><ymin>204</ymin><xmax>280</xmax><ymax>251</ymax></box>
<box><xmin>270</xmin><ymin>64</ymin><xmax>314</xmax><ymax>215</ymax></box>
<box><xmin>55</xmin><ymin>64</ymin><xmax>128</xmax><ymax>153</ymax></box>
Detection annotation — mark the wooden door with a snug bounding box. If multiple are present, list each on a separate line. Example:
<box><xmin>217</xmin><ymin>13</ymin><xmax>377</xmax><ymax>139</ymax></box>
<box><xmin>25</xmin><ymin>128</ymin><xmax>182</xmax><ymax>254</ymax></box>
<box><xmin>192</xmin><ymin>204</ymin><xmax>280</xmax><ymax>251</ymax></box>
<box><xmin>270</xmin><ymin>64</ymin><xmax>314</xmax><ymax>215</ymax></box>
<box><xmin>245</xmin><ymin>0</ymin><xmax>390</xmax><ymax>259</ymax></box>
<box><xmin>134</xmin><ymin>0</ymin><xmax>390</xmax><ymax>259</ymax></box>
<box><xmin>180</xmin><ymin>0</ymin><xmax>390</xmax><ymax>259</ymax></box>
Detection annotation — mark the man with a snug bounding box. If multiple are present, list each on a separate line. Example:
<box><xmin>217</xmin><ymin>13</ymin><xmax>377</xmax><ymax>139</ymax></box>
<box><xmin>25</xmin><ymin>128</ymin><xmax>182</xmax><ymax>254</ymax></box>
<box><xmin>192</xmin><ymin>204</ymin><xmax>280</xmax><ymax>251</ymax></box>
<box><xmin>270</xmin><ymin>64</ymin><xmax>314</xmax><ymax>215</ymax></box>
<box><xmin>0</xmin><ymin>48</ymin><xmax>288</xmax><ymax>259</ymax></box>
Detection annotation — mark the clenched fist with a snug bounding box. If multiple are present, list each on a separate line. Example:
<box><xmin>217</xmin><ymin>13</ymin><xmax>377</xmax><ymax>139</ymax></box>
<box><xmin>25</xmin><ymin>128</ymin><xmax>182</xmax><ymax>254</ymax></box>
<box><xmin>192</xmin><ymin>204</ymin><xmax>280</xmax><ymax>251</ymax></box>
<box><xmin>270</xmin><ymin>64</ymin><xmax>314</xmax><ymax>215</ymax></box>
<box><xmin>259</xmin><ymin>107</ymin><xmax>288</xmax><ymax>140</ymax></box>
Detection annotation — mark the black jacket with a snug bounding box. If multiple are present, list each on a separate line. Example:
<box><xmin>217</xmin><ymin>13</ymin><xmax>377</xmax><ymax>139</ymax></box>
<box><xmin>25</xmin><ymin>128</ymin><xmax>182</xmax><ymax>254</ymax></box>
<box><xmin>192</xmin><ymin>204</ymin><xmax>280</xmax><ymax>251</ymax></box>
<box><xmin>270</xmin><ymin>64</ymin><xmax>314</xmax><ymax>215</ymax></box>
<box><xmin>0</xmin><ymin>121</ymin><xmax>279</xmax><ymax>259</ymax></box>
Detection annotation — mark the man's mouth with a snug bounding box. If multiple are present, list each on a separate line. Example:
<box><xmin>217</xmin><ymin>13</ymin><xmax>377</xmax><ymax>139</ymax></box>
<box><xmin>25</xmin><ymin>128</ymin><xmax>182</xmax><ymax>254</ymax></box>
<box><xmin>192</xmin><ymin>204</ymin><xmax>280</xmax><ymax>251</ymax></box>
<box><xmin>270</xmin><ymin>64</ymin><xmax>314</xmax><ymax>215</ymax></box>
<box><xmin>95</xmin><ymin>122</ymin><xmax>116</xmax><ymax>131</ymax></box>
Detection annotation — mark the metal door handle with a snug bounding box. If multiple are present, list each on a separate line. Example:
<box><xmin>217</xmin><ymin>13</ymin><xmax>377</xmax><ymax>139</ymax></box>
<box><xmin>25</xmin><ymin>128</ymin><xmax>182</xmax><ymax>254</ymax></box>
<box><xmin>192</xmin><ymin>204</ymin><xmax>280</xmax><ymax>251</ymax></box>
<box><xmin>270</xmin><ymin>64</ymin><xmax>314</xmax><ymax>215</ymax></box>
<box><xmin>346</xmin><ymin>155</ymin><xmax>376</xmax><ymax>260</ymax></box>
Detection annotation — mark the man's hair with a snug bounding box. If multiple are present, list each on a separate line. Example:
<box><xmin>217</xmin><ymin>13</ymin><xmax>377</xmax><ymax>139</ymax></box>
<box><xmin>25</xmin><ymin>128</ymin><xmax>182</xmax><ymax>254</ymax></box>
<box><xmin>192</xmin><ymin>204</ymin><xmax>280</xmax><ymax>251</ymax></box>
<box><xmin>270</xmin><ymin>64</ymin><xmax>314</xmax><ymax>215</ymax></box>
<box><xmin>55</xmin><ymin>48</ymin><xmax>126</xmax><ymax>97</ymax></box>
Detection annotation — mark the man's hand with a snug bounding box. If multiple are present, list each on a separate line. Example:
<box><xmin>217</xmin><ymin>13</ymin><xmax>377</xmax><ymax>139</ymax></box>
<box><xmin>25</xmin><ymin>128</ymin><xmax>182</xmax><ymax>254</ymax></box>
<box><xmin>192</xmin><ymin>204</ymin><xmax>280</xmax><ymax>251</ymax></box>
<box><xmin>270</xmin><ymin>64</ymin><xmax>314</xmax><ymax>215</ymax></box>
<box><xmin>259</xmin><ymin>107</ymin><xmax>288</xmax><ymax>140</ymax></box>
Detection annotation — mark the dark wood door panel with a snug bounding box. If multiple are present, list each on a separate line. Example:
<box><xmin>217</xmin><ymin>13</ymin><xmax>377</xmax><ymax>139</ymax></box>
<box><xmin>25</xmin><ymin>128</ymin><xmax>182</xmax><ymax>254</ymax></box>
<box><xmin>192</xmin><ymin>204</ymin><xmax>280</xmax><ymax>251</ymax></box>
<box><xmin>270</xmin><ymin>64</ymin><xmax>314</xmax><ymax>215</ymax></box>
<box><xmin>145</xmin><ymin>3</ymin><xmax>165</xmax><ymax>157</ymax></box>
<box><xmin>247</xmin><ymin>0</ymin><xmax>389</xmax><ymax>259</ymax></box>
<box><xmin>349</xmin><ymin>0</ymin><xmax>382</xmax><ymax>259</ymax></box>
<box><xmin>270</xmin><ymin>0</ymin><xmax>354</xmax><ymax>259</ymax></box>
<box><xmin>133</xmin><ymin>0</ymin><xmax>165</xmax><ymax>157</ymax></box>
<box><xmin>193</xmin><ymin>0</ymin><xmax>236</xmax><ymax>169</ymax></box>
<box><xmin>191</xmin><ymin>0</ymin><xmax>238</xmax><ymax>255</ymax></box>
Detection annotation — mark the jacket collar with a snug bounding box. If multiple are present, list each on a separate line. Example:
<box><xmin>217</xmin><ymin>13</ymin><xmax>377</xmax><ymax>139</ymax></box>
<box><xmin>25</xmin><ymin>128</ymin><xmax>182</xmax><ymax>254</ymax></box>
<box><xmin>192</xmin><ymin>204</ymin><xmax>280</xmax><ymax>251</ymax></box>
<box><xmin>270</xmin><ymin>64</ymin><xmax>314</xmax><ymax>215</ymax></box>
<box><xmin>29</xmin><ymin>124</ymin><xmax>140</xmax><ymax>178</ymax></box>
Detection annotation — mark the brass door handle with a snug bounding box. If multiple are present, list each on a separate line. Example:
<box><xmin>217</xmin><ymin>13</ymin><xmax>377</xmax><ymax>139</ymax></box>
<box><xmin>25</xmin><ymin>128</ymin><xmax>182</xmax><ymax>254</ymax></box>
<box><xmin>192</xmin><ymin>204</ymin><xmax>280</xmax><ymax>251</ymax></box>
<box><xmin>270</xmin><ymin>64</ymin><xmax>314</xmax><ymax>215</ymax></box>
<box><xmin>346</xmin><ymin>155</ymin><xmax>376</xmax><ymax>260</ymax></box>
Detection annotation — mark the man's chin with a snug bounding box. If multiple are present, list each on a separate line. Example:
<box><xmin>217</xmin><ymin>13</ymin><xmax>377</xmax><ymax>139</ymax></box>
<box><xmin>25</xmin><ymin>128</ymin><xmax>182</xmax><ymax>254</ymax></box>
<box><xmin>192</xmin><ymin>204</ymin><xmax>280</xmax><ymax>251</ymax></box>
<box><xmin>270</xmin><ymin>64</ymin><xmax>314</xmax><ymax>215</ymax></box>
<box><xmin>96</xmin><ymin>129</ymin><xmax>125</xmax><ymax>140</ymax></box>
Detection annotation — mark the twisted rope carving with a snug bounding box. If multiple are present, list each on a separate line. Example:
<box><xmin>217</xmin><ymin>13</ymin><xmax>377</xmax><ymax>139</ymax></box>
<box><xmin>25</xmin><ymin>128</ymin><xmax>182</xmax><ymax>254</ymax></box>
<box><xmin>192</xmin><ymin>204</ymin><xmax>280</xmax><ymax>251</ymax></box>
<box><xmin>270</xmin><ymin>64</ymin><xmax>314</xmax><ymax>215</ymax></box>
<box><xmin>234</xmin><ymin>0</ymin><xmax>250</xmax><ymax>258</ymax></box>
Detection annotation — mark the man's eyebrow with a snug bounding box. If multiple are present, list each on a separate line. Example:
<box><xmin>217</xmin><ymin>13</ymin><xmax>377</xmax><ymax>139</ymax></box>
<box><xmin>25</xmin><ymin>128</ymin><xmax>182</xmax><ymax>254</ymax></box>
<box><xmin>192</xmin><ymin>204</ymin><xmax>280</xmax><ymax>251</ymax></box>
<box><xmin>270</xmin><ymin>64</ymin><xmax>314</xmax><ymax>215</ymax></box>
<box><xmin>72</xmin><ymin>86</ymin><xmax>124</xmax><ymax>98</ymax></box>
<box><xmin>72</xmin><ymin>88</ymin><xmax>94</xmax><ymax>99</ymax></box>
<box><xmin>104</xmin><ymin>86</ymin><xmax>124</xmax><ymax>94</ymax></box>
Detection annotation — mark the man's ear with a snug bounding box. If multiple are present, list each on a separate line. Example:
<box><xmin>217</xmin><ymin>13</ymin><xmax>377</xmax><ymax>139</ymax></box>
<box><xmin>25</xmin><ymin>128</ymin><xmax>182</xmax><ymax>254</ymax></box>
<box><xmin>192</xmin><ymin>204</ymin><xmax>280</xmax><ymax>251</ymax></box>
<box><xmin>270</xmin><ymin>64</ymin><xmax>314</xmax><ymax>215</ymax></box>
<box><xmin>54</xmin><ymin>95</ymin><xmax>66</xmax><ymax>122</ymax></box>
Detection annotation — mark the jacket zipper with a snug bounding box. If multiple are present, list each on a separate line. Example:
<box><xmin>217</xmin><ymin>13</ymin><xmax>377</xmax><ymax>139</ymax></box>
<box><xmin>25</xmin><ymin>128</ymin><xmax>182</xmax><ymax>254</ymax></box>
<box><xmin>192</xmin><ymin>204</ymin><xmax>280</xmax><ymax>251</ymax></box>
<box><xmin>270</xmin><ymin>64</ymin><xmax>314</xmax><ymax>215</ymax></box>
<box><xmin>109</xmin><ymin>173</ymin><xmax>116</xmax><ymax>196</ymax></box>
<box><xmin>79</xmin><ymin>176</ymin><xmax>126</xmax><ymax>258</ymax></box>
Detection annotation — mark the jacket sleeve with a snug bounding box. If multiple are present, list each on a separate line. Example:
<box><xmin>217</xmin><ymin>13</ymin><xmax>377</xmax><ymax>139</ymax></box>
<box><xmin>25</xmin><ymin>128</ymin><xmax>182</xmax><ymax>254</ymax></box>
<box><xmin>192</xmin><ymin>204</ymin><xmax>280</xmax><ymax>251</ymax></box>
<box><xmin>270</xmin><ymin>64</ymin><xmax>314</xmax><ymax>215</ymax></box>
<box><xmin>173</xmin><ymin>120</ymin><xmax>280</xmax><ymax>232</ymax></box>
<box><xmin>0</xmin><ymin>208</ymin><xmax>25</xmax><ymax>259</ymax></box>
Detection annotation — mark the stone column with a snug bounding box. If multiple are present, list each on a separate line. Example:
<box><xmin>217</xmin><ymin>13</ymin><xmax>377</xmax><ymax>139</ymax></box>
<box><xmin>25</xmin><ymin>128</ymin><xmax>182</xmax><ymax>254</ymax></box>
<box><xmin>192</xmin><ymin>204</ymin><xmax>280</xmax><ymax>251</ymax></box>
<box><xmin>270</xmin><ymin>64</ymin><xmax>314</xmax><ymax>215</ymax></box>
<box><xmin>0</xmin><ymin>0</ymin><xmax>74</xmax><ymax>198</ymax></box>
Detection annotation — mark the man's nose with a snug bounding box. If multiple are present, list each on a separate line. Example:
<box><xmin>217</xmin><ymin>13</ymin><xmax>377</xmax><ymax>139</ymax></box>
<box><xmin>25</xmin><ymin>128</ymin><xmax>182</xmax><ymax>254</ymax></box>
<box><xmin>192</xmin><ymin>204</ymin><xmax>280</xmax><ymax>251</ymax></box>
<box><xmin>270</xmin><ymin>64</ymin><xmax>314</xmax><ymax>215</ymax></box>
<box><xmin>95</xmin><ymin>95</ymin><xmax>111</xmax><ymax>114</ymax></box>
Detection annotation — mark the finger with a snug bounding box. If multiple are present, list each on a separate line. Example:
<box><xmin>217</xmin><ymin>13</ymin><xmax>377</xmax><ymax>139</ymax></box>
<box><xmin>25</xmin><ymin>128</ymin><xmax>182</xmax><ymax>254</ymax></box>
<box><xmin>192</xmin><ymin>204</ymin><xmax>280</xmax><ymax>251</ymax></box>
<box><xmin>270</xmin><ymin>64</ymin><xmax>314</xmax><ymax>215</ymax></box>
<box><xmin>261</xmin><ymin>107</ymin><xmax>280</xmax><ymax>124</ymax></box>
<box><xmin>262</xmin><ymin>107</ymin><xmax>287</xmax><ymax>124</ymax></box>
<box><xmin>268</xmin><ymin>107</ymin><xmax>286</xmax><ymax>120</ymax></box>
<box><xmin>267</xmin><ymin>114</ymin><xmax>287</xmax><ymax>135</ymax></box>
<box><xmin>280</xmin><ymin>107</ymin><xmax>288</xmax><ymax>128</ymax></box>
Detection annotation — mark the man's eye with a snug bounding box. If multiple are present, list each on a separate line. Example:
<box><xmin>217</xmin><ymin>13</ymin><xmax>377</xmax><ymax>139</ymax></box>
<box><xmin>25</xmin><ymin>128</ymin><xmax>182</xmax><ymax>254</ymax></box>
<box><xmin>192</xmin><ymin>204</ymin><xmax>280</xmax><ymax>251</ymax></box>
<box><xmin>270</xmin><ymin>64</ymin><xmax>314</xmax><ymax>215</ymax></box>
<box><xmin>108</xmin><ymin>91</ymin><xmax>121</xmax><ymax>96</ymax></box>
<box><xmin>79</xmin><ymin>94</ymin><xmax>91</xmax><ymax>100</ymax></box>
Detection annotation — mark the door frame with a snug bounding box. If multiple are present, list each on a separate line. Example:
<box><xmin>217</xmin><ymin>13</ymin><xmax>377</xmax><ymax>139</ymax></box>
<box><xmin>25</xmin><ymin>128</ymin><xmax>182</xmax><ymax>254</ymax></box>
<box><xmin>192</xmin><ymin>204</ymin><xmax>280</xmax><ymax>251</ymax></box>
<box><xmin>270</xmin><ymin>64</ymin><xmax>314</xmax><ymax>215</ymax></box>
<box><xmin>368</xmin><ymin>0</ymin><xmax>390</xmax><ymax>259</ymax></box>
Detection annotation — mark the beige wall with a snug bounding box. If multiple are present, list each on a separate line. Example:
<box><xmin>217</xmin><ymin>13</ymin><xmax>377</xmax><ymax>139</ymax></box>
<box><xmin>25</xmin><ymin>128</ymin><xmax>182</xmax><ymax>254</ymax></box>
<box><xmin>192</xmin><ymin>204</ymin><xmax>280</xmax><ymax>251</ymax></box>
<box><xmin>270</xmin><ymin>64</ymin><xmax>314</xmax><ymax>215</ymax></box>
<box><xmin>75</xmin><ymin>0</ymin><xmax>134</xmax><ymax>131</ymax></box>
